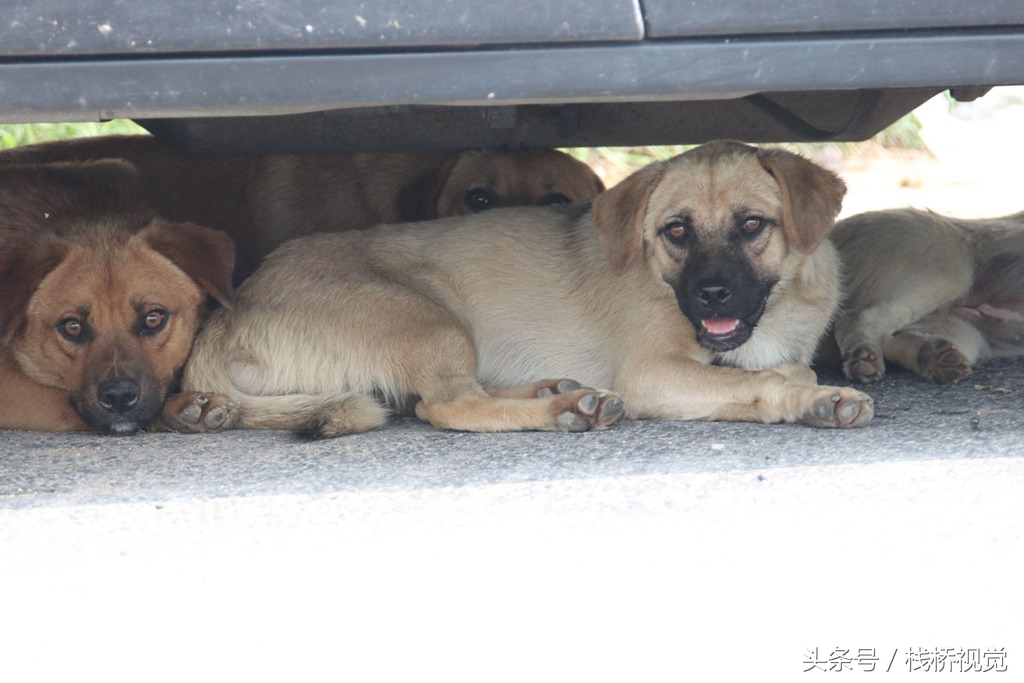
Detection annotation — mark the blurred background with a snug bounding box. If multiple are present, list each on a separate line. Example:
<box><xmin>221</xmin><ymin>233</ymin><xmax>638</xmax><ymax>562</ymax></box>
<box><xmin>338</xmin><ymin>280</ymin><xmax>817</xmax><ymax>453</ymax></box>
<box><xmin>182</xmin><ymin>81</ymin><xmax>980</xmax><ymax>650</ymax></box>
<box><xmin>4</xmin><ymin>85</ymin><xmax>1021</xmax><ymax>221</ymax></box>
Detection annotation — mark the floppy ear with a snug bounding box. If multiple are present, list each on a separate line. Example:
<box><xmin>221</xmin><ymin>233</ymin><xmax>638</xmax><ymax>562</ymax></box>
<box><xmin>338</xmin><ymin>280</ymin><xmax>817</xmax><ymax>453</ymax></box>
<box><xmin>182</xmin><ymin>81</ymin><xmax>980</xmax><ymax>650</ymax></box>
<box><xmin>396</xmin><ymin>156</ymin><xmax>460</xmax><ymax>221</ymax></box>
<box><xmin>756</xmin><ymin>148</ymin><xmax>846</xmax><ymax>254</ymax></box>
<box><xmin>0</xmin><ymin>235</ymin><xmax>70</xmax><ymax>344</ymax></box>
<box><xmin>140</xmin><ymin>221</ymin><xmax>235</xmax><ymax>309</ymax></box>
<box><xmin>590</xmin><ymin>161</ymin><xmax>666</xmax><ymax>274</ymax></box>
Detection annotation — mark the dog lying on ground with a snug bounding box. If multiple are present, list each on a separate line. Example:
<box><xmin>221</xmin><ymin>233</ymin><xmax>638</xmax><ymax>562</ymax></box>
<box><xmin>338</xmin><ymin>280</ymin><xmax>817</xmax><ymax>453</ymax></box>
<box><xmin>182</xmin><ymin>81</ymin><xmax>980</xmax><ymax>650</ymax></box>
<box><xmin>0</xmin><ymin>135</ymin><xmax>604</xmax><ymax>282</ymax></box>
<box><xmin>0</xmin><ymin>161</ymin><xmax>234</xmax><ymax>433</ymax></box>
<box><xmin>161</xmin><ymin>140</ymin><xmax>873</xmax><ymax>435</ymax></box>
<box><xmin>827</xmin><ymin>207</ymin><xmax>1024</xmax><ymax>384</ymax></box>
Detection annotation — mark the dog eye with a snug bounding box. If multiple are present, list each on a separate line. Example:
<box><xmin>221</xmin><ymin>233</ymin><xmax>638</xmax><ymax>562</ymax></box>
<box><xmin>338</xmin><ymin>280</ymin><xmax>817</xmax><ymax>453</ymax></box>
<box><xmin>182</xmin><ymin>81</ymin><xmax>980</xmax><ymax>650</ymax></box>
<box><xmin>661</xmin><ymin>218</ymin><xmax>688</xmax><ymax>243</ymax></box>
<box><xmin>464</xmin><ymin>188</ymin><xmax>497</xmax><ymax>212</ymax></box>
<box><xmin>58</xmin><ymin>317</ymin><xmax>87</xmax><ymax>342</ymax></box>
<box><xmin>140</xmin><ymin>309</ymin><xmax>169</xmax><ymax>334</ymax></box>
<box><xmin>542</xmin><ymin>193</ymin><xmax>572</xmax><ymax>206</ymax></box>
<box><xmin>742</xmin><ymin>216</ymin><xmax>767</xmax><ymax>235</ymax></box>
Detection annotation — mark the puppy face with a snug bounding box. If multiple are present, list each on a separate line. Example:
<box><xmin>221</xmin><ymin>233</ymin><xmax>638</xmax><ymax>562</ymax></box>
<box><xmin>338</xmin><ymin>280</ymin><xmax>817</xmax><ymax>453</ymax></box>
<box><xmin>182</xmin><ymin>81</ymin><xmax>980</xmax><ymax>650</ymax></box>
<box><xmin>593</xmin><ymin>141</ymin><xmax>845</xmax><ymax>353</ymax></box>
<box><xmin>1</xmin><ymin>220</ymin><xmax>234</xmax><ymax>434</ymax></box>
<box><xmin>436</xmin><ymin>149</ymin><xmax>604</xmax><ymax>216</ymax></box>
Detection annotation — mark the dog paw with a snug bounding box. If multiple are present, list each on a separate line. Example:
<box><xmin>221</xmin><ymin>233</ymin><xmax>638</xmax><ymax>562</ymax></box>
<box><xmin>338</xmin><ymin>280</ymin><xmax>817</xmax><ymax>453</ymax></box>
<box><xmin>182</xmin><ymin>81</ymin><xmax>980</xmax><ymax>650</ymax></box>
<box><xmin>161</xmin><ymin>391</ymin><xmax>240</xmax><ymax>433</ymax></box>
<box><xmin>917</xmin><ymin>338</ymin><xmax>971</xmax><ymax>384</ymax></box>
<box><xmin>842</xmin><ymin>345</ymin><xmax>886</xmax><ymax>384</ymax></box>
<box><xmin>546</xmin><ymin>384</ymin><xmax>625</xmax><ymax>432</ymax></box>
<box><xmin>801</xmin><ymin>387</ymin><xmax>874</xmax><ymax>428</ymax></box>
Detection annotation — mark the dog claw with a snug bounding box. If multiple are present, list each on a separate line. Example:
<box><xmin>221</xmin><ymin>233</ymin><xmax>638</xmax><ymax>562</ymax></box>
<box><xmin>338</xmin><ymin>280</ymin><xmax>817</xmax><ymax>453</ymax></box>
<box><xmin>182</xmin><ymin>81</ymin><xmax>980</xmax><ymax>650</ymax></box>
<box><xmin>813</xmin><ymin>395</ymin><xmax>839</xmax><ymax>421</ymax></box>
<box><xmin>556</xmin><ymin>411</ymin><xmax>592</xmax><ymax>432</ymax></box>
<box><xmin>597</xmin><ymin>396</ymin><xmax>625</xmax><ymax>428</ymax></box>
<box><xmin>577</xmin><ymin>393</ymin><xmax>600</xmax><ymax>415</ymax></box>
<box><xmin>204</xmin><ymin>405</ymin><xmax>233</xmax><ymax>430</ymax></box>
<box><xmin>556</xmin><ymin>379</ymin><xmax>582</xmax><ymax>393</ymax></box>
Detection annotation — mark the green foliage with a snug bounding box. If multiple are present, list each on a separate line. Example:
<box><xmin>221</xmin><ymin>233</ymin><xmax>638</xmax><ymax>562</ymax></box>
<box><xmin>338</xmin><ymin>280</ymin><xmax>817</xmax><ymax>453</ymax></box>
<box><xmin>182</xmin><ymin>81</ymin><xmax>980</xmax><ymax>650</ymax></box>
<box><xmin>1</xmin><ymin>112</ymin><xmax>925</xmax><ymax>178</ymax></box>
<box><xmin>0</xmin><ymin>119</ymin><xmax>146</xmax><ymax>150</ymax></box>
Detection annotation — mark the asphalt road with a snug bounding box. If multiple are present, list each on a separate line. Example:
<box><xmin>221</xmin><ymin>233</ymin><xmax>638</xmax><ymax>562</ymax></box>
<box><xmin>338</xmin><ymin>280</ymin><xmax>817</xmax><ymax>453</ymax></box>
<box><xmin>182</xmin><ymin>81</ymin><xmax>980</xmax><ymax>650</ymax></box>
<box><xmin>2</xmin><ymin>360</ymin><xmax>1022</xmax><ymax>681</ymax></box>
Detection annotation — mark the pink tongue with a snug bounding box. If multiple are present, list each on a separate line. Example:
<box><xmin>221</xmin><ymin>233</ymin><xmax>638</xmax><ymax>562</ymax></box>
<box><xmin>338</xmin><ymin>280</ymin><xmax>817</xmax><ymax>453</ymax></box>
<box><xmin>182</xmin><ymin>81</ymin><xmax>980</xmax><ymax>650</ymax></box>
<box><xmin>702</xmin><ymin>318</ymin><xmax>739</xmax><ymax>335</ymax></box>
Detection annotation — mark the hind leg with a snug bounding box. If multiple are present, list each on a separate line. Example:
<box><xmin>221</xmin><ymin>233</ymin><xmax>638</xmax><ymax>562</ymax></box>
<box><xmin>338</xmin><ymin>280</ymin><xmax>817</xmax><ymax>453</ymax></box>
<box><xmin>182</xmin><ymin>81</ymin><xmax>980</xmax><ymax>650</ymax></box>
<box><xmin>416</xmin><ymin>381</ymin><xmax>624</xmax><ymax>433</ymax></box>
<box><xmin>360</xmin><ymin>295</ymin><xmax>625</xmax><ymax>433</ymax></box>
<box><xmin>833</xmin><ymin>303</ymin><xmax>916</xmax><ymax>383</ymax></box>
<box><xmin>411</xmin><ymin>341</ymin><xmax>624</xmax><ymax>432</ymax></box>
<box><xmin>835</xmin><ymin>296</ymin><xmax>969</xmax><ymax>383</ymax></box>
<box><xmin>882</xmin><ymin>311</ymin><xmax>986</xmax><ymax>383</ymax></box>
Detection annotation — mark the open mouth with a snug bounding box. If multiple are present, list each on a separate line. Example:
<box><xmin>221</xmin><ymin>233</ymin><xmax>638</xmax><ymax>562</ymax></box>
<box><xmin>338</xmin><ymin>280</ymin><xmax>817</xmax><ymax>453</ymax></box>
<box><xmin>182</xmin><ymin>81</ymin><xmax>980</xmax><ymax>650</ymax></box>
<box><xmin>702</xmin><ymin>317</ymin><xmax>741</xmax><ymax>336</ymax></box>
<box><xmin>698</xmin><ymin>317</ymin><xmax>751</xmax><ymax>351</ymax></box>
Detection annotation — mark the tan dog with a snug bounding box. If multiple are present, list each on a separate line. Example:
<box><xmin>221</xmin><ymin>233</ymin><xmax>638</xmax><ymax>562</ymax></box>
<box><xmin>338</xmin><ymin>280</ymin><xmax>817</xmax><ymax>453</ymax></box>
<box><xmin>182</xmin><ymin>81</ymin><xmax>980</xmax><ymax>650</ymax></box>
<box><xmin>828</xmin><ymin>208</ymin><xmax>1024</xmax><ymax>384</ymax></box>
<box><xmin>0</xmin><ymin>161</ymin><xmax>234</xmax><ymax>434</ymax></box>
<box><xmin>166</xmin><ymin>140</ymin><xmax>873</xmax><ymax>436</ymax></box>
<box><xmin>0</xmin><ymin>135</ymin><xmax>604</xmax><ymax>282</ymax></box>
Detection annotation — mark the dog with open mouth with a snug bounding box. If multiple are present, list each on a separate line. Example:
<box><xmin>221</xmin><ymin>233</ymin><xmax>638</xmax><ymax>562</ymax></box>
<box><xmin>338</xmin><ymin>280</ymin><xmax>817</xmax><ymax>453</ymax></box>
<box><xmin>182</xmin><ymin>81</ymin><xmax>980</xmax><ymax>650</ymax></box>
<box><xmin>164</xmin><ymin>140</ymin><xmax>873</xmax><ymax>436</ymax></box>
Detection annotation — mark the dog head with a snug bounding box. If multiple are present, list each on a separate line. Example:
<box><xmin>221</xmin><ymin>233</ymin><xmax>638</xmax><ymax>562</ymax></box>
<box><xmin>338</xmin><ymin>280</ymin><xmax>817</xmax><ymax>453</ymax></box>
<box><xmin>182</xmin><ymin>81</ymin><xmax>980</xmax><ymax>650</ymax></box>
<box><xmin>402</xmin><ymin>149</ymin><xmax>604</xmax><ymax>220</ymax></box>
<box><xmin>0</xmin><ymin>162</ymin><xmax>235</xmax><ymax>434</ymax></box>
<box><xmin>592</xmin><ymin>140</ymin><xmax>845</xmax><ymax>353</ymax></box>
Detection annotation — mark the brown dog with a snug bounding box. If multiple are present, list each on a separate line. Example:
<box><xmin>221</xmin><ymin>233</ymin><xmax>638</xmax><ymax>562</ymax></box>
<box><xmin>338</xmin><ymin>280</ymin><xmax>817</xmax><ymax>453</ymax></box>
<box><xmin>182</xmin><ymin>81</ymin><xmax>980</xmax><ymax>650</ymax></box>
<box><xmin>827</xmin><ymin>208</ymin><xmax>1024</xmax><ymax>384</ymax></box>
<box><xmin>166</xmin><ymin>141</ymin><xmax>873</xmax><ymax>436</ymax></box>
<box><xmin>0</xmin><ymin>136</ymin><xmax>604</xmax><ymax>282</ymax></box>
<box><xmin>0</xmin><ymin>161</ymin><xmax>234</xmax><ymax>434</ymax></box>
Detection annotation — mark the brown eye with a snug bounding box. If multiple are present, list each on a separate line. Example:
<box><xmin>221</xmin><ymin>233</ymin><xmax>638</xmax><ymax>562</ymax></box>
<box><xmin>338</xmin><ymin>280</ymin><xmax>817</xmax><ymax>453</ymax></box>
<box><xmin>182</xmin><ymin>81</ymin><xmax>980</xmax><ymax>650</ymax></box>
<box><xmin>662</xmin><ymin>218</ymin><xmax>687</xmax><ymax>243</ymax></box>
<box><xmin>140</xmin><ymin>309</ymin><xmax>168</xmax><ymax>334</ymax></box>
<box><xmin>742</xmin><ymin>216</ymin><xmax>766</xmax><ymax>234</ymax></box>
<box><xmin>58</xmin><ymin>317</ymin><xmax>89</xmax><ymax>343</ymax></box>
<box><xmin>60</xmin><ymin>318</ymin><xmax>83</xmax><ymax>338</ymax></box>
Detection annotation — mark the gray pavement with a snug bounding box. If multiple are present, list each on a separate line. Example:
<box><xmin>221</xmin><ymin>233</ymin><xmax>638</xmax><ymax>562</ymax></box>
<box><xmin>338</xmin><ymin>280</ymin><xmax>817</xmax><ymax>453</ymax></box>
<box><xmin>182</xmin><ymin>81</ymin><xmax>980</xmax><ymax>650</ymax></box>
<box><xmin>2</xmin><ymin>360</ymin><xmax>1022</xmax><ymax>681</ymax></box>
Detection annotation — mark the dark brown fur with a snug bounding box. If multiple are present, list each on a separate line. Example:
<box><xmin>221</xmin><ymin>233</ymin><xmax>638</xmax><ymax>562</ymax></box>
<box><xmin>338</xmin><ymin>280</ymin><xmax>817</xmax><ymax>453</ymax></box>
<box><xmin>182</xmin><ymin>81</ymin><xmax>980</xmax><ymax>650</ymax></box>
<box><xmin>0</xmin><ymin>136</ymin><xmax>604</xmax><ymax>283</ymax></box>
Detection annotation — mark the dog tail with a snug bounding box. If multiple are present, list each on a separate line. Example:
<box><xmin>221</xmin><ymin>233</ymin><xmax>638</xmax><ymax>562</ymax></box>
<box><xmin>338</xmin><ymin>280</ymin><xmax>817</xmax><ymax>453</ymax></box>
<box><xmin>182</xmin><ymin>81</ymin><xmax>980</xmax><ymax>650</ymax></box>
<box><xmin>952</xmin><ymin>251</ymin><xmax>1024</xmax><ymax>357</ymax></box>
<box><xmin>234</xmin><ymin>391</ymin><xmax>390</xmax><ymax>438</ymax></box>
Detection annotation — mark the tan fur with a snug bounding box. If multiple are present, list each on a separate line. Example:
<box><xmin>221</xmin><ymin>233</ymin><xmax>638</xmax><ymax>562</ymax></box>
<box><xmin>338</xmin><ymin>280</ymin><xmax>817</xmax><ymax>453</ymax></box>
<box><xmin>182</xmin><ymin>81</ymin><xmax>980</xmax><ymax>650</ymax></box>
<box><xmin>0</xmin><ymin>162</ymin><xmax>234</xmax><ymax>433</ymax></box>
<box><xmin>825</xmin><ymin>208</ymin><xmax>1024</xmax><ymax>384</ymax></box>
<box><xmin>169</xmin><ymin>141</ymin><xmax>873</xmax><ymax>436</ymax></box>
<box><xmin>0</xmin><ymin>136</ymin><xmax>604</xmax><ymax>283</ymax></box>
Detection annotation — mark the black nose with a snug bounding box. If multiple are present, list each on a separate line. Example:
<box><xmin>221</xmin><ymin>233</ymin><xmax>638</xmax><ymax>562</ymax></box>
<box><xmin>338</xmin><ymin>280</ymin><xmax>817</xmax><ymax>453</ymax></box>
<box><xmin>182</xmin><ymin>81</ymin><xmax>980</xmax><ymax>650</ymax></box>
<box><xmin>698</xmin><ymin>284</ymin><xmax>732</xmax><ymax>307</ymax></box>
<box><xmin>98</xmin><ymin>380</ymin><xmax>141</xmax><ymax>414</ymax></box>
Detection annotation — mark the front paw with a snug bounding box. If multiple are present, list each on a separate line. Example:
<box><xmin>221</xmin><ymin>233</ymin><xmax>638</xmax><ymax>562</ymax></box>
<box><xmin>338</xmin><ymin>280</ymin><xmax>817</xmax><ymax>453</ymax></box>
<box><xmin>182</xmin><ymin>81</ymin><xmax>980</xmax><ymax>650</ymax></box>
<box><xmin>801</xmin><ymin>387</ymin><xmax>874</xmax><ymax>428</ymax></box>
<box><xmin>160</xmin><ymin>391</ymin><xmax>240</xmax><ymax>433</ymax></box>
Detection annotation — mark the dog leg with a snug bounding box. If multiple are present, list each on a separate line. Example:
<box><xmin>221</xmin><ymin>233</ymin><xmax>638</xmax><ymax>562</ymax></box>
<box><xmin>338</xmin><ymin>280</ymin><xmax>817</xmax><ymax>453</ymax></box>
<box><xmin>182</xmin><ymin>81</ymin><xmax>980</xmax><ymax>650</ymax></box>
<box><xmin>417</xmin><ymin>379</ymin><xmax>625</xmax><ymax>432</ymax></box>
<box><xmin>882</xmin><ymin>311</ymin><xmax>986</xmax><ymax>383</ymax></box>
<box><xmin>621</xmin><ymin>359</ymin><xmax>873</xmax><ymax>428</ymax></box>
<box><xmin>833</xmin><ymin>303</ymin><xmax>925</xmax><ymax>384</ymax></box>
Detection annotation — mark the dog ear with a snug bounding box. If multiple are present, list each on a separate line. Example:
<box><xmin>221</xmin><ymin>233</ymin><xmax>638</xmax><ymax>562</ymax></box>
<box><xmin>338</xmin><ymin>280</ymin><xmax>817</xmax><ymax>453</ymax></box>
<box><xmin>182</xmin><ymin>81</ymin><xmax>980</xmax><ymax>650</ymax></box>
<box><xmin>756</xmin><ymin>148</ymin><xmax>846</xmax><ymax>254</ymax></box>
<box><xmin>0</xmin><ymin>235</ymin><xmax>69</xmax><ymax>344</ymax></box>
<box><xmin>140</xmin><ymin>221</ymin><xmax>235</xmax><ymax>309</ymax></box>
<box><xmin>396</xmin><ymin>156</ymin><xmax>461</xmax><ymax>221</ymax></box>
<box><xmin>590</xmin><ymin>161</ymin><xmax>666</xmax><ymax>274</ymax></box>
